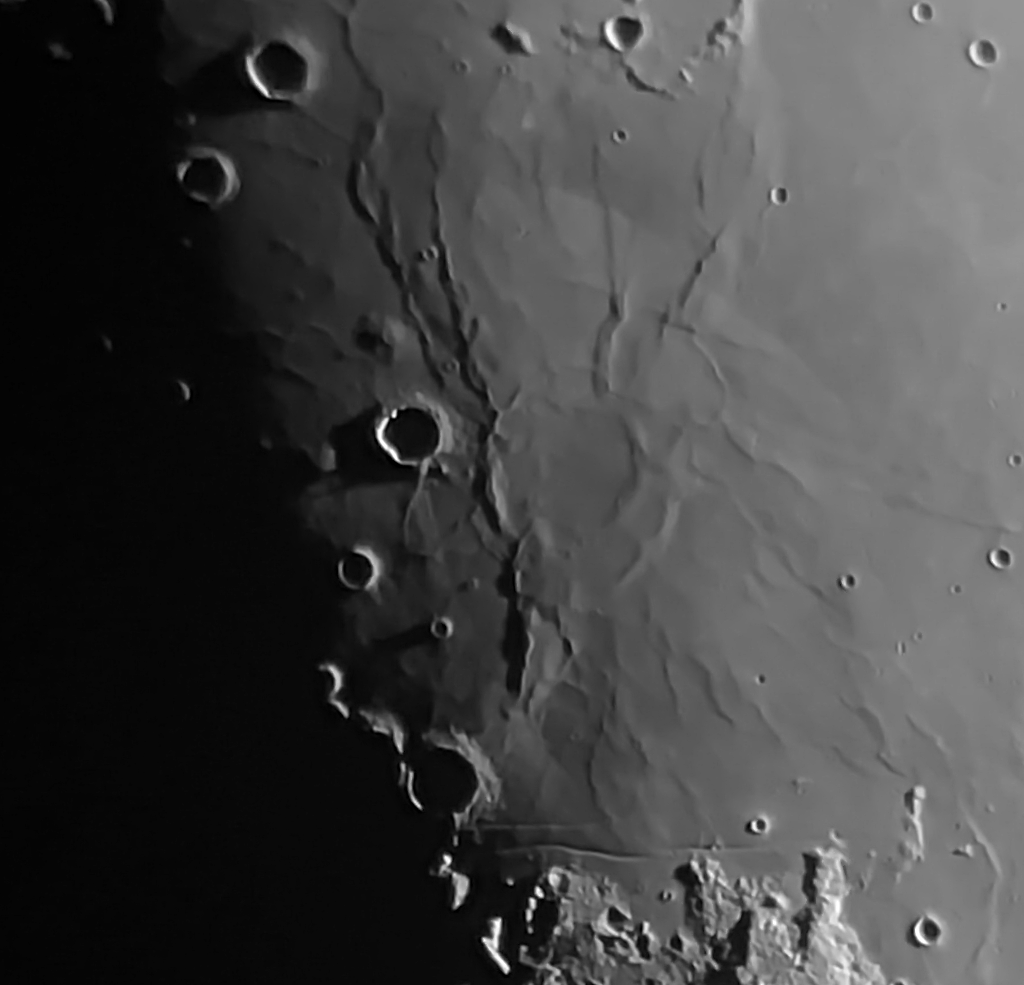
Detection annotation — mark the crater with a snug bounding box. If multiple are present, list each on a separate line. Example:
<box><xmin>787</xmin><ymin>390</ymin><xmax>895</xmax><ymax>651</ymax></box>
<box><xmin>243</xmin><ymin>37</ymin><xmax>316</xmax><ymax>100</ymax></box>
<box><xmin>176</xmin><ymin>148</ymin><xmax>240</xmax><ymax>208</ymax></box>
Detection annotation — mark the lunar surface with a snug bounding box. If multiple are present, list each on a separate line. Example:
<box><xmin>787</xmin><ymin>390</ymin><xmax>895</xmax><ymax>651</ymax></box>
<box><xmin>156</xmin><ymin>0</ymin><xmax>1022</xmax><ymax>982</ymax></box>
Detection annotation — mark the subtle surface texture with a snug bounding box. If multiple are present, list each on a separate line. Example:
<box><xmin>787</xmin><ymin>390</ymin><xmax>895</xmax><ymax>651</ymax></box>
<box><xmin>158</xmin><ymin>0</ymin><xmax>1023</xmax><ymax>982</ymax></box>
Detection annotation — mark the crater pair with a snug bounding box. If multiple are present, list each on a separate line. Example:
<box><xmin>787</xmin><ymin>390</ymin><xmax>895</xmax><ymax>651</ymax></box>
<box><xmin>175</xmin><ymin>34</ymin><xmax>320</xmax><ymax>207</ymax></box>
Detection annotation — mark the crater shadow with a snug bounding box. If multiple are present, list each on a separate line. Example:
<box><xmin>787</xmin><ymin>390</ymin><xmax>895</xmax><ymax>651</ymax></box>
<box><xmin>327</xmin><ymin>407</ymin><xmax>441</xmax><ymax>488</ymax></box>
<box><xmin>176</xmin><ymin>39</ymin><xmax>296</xmax><ymax>118</ymax></box>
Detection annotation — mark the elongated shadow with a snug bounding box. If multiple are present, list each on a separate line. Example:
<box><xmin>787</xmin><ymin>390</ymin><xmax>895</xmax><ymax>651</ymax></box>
<box><xmin>175</xmin><ymin>40</ymin><xmax>294</xmax><ymax>118</ymax></box>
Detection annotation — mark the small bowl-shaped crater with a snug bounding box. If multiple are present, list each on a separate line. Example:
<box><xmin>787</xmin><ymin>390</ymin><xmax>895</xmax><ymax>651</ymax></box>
<box><xmin>602</xmin><ymin>14</ymin><xmax>646</xmax><ymax>53</ymax></box>
<box><xmin>337</xmin><ymin>546</ymin><xmax>382</xmax><ymax>591</ymax></box>
<box><xmin>375</xmin><ymin>404</ymin><xmax>444</xmax><ymax>467</ymax></box>
<box><xmin>910</xmin><ymin>2</ymin><xmax>935</xmax><ymax>24</ymax></box>
<box><xmin>244</xmin><ymin>37</ymin><xmax>314</xmax><ymax>100</ymax></box>
<box><xmin>176</xmin><ymin>148</ymin><xmax>240</xmax><ymax>208</ymax></box>
<box><xmin>430</xmin><ymin>615</ymin><xmax>455</xmax><ymax>640</ymax></box>
<box><xmin>837</xmin><ymin>571</ymin><xmax>858</xmax><ymax>591</ymax></box>
<box><xmin>987</xmin><ymin>546</ymin><xmax>1014</xmax><ymax>571</ymax></box>
<box><xmin>746</xmin><ymin>814</ymin><xmax>771</xmax><ymax>836</ymax></box>
<box><xmin>769</xmin><ymin>185</ymin><xmax>790</xmax><ymax>205</ymax></box>
<box><xmin>410</xmin><ymin>746</ymin><xmax>478</xmax><ymax>815</ymax></box>
<box><xmin>910</xmin><ymin>913</ymin><xmax>945</xmax><ymax>948</ymax></box>
<box><xmin>1008</xmin><ymin>452</ymin><xmax>1022</xmax><ymax>468</ymax></box>
<box><xmin>967</xmin><ymin>38</ymin><xmax>999</xmax><ymax>68</ymax></box>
